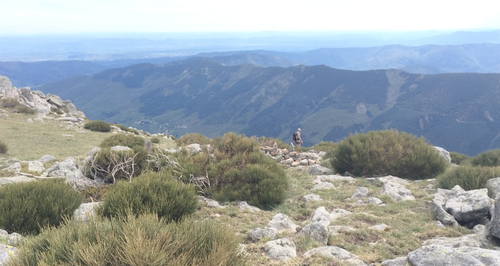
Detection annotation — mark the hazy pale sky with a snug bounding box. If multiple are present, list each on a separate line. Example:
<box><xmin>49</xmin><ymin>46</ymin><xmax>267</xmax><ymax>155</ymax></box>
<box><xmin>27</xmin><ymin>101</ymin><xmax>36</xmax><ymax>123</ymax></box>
<box><xmin>2</xmin><ymin>0</ymin><xmax>500</xmax><ymax>35</ymax></box>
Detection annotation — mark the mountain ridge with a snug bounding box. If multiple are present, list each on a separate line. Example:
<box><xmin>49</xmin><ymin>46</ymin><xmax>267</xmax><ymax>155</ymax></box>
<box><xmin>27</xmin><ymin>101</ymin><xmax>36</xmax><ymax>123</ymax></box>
<box><xmin>36</xmin><ymin>57</ymin><xmax>500</xmax><ymax>156</ymax></box>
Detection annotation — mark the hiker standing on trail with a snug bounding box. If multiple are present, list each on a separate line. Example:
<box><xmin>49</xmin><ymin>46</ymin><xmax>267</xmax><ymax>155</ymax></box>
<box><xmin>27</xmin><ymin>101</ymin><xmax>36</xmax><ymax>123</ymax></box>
<box><xmin>293</xmin><ymin>128</ymin><xmax>303</xmax><ymax>148</ymax></box>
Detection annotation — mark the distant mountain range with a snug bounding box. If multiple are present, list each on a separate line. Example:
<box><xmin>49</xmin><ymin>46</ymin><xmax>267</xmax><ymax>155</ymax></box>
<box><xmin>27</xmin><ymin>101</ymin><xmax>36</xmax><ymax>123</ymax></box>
<box><xmin>37</xmin><ymin>57</ymin><xmax>500</xmax><ymax>156</ymax></box>
<box><xmin>2</xmin><ymin>43</ymin><xmax>500</xmax><ymax>88</ymax></box>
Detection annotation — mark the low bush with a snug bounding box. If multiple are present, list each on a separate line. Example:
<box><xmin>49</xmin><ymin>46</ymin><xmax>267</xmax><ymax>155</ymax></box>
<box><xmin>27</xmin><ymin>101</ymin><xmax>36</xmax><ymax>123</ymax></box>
<box><xmin>255</xmin><ymin>136</ymin><xmax>288</xmax><ymax>149</ymax></box>
<box><xmin>0</xmin><ymin>98</ymin><xmax>19</xmax><ymax>108</ymax></box>
<box><xmin>150</xmin><ymin>136</ymin><xmax>161</xmax><ymax>143</ymax></box>
<box><xmin>99</xmin><ymin>172</ymin><xmax>197</xmax><ymax>222</ymax></box>
<box><xmin>450</xmin><ymin>151</ymin><xmax>470</xmax><ymax>165</ymax></box>
<box><xmin>436</xmin><ymin>165</ymin><xmax>500</xmax><ymax>191</ymax></box>
<box><xmin>100</xmin><ymin>133</ymin><xmax>145</xmax><ymax>149</ymax></box>
<box><xmin>0</xmin><ymin>140</ymin><xmax>7</xmax><ymax>154</ymax></box>
<box><xmin>83</xmin><ymin>147</ymin><xmax>148</xmax><ymax>182</ymax></box>
<box><xmin>332</xmin><ymin>130</ymin><xmax>446</xmax><ymax>180</ymax></box>
<box><xmin>0</xmin><ymin>179</ymin><xmax>83</xmax><ymax>235</ymax></box>
<box><xmin>211</xmin><ymin>162</ymin><xmax>287</xmax><ymax>209</ymax></box>
<box><xmin>15</xmin><ymin>105</ymin><xmax>36</xmax><ymax>114</ymax></box>
<box><xmin>470</xmin><ymin>149</ymin><xmax>500</xmax><ymax>167</ymax></box>
<box><xmin>172</xmin><ymin>132</ymin><xmax>288</xmax><ymax>210</ymax></box>
<box><xmin>84</xmin><ymin>120</ymin><xmax>111</xmax><ymax>132</ymax></box>
<box><xmin>312</xmin><ymin>141</ymin><xmax>336</xmax><ymax>152</ymax></box>
<box><xmin>7</xmin><ymin>214</ymin><xmax>247</xmax><ymax>266</ymax></box>
<box><xmin>176</xmin><ymin>132</ymin><xmax>211</xmax><ymax>146</ymax></box>
<box><xmin>114</xmin><ymin>123</ymin><xmax>139</xmax><ymax>134</ymax></box>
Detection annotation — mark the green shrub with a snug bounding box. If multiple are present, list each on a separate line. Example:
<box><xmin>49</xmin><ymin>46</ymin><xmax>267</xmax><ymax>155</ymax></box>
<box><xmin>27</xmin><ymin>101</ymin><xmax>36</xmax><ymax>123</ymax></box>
<box><xmin>470</xmin><ymin>149</ymin><xmax>500</xmax><ymax>167</ymax></box>
<box><xmin>83</xmin><ymin>147</ymin><xmax>148</xmax><ymax>182</ymax></box>
<box><xmin>99</xmin><ymin>172</ymin><xmax>198</xmax><ymax>222</ymax></box>
<box><xmin>114</xmin><ymin>123</ymin><xmax>139</xmax><ymax>134</ymax></box>
<box><xmin>0</xmin><ymin>179</ymin><xmax>83</xmax><ymax>235</ymax></box>
<box><xmin>450</xmin><ymin>151</ymin><xmax>471</xmax><ymax>165</ymax></box>
<box><xmin>100</xmin><ymin>133</ymin><xmax>145</xmax><ymax>148</ymax></box>
<box><xmin>332</xmin><ymin>130</ymin><xmax>446</xmax><ymax>180</ymax></box>
<box><xmin>0</xmin><ymin>140</ymin><xmax>7</xmax><ymax>154</ymax></box>
<box><xmin>0</xmin><ymin>98</ymin><xmax>19</xmax><ymax>108</ymax></box>
<box><xmin>84</xmin><ymin>120</ymin><xmax>111</xmax><ymax>132</ymax></box>
<box><xmin>255</xmin><ymin>136</ymin><xmax>288</xmax><ymax>149</ymax></box>
<box><xmin>436</xmin><ymin>165</ymin><xmax>500</xmax><ymax>191</ymax></box>
<box><xmin>176</xmin><ymin>132</ymin><xmax>211</xmax><ymax>146</ymax></box>
<box><xmin>311</xmin><ymin>141</ymin><xmax>337</xmax><ymax>153</ymax></box>
<box><xmin>211</xmin><ymin>161</ymin><xmax>287</xmax><ymax>209</ymax></box>
<box><xmin>150</xmin><ymin>136</ymin><xmax>161</xmax><ymax>143</ymax></box>
<box><xmin>7</xmin><ymin>214</ymin><xmax>247</xmax><ymax>266</ymax></box>
<box><xmin>15</xmin><ymin>105</ymin><xmax>36</xmax><ymax>114</ymax></box>
<box><xmin>172</xmin><ymin>132</ymin><xmax>288</xmax><ymax>209</ymax></box>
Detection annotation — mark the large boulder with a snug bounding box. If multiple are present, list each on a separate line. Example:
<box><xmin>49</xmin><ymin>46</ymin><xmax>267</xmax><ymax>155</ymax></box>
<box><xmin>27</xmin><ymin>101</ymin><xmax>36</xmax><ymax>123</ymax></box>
<box><xmin>381</xmin><ymin>182</ymin><xmax>415</xmax><ymax>201</ymax></box>
<box><xmin>303</xmin><ymin>246</ymin><xmax>367</xmax><ymax>266</ymax></box>
<box><xmin>263</xmin><ymin>238</ymin><xmax>296</xmax><ymax>261</ymax></box>
<box><xmin>444</xmin><ymin>188</ymin><xmax>492</xmax><ymax>226</ymax></box>
<box><xmin>407</xmin><ymin>244</ymin><xmax>500</xmax><ymax>266</ymax></box>
<box><xmin>266</xmin><ymin>213</ymin><xmax>299</xmax><ymax>233</ymax></box>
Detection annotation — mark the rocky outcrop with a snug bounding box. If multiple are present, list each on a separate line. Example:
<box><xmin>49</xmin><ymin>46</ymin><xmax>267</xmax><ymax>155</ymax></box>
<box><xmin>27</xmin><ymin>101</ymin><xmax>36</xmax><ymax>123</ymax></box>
<box><xmin>261</xmin><ymin>146</ymin><xmax>322</xmax><ymax>167</ymax></box>
<box><xmin>0</xmin><ymin>75</ymin><xmax>85</xmax><ymax>118</ymax></box>
<box><xmin>432</xmin><ymin>185</ymin><xmax>493</xmax><ymax>228</ymax></box>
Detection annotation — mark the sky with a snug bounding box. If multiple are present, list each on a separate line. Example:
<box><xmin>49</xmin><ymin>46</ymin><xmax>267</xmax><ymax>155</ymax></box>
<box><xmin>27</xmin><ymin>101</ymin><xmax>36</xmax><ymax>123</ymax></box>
<box><xmin>1</xmin><ymin>0</ymin><xmax>500</xmax><ymax>35</ymax></box>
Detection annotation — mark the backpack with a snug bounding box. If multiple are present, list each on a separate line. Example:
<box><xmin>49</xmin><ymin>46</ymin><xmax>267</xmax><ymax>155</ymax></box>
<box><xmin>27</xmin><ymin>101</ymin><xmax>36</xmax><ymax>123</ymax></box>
<box><xmin>292</xmin><ymin>132</ymin><xmax>298</xmax><ymax>141</ymax></box>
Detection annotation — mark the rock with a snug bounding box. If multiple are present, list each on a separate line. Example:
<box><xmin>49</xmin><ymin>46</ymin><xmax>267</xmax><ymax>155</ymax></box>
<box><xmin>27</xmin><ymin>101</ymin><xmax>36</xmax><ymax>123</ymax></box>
<box><xmin>307</xmin><ymin>165</ymin><xmax>333</xmax><ymax>175</ymax></box>
<box><xmin>303</xmin><ymin>246</ymin><xmax>367</xmax><ymax>265</ymax></box>
<box><xmin>26</xmin><ymin>118</ymin><xmax>33</xmax><ymax>123</ymax></box>
<box><xmin>444</xmin><ymin>188</ymin><xmax>491</xmax><ymax>226</ymax></box>
<box><xmin>247</xmin><ymin>227</ymin><xmax>277</xmax><ymax>243</ymax></box>
<box><xmin>38</xmin><ymin>155</ymin><xmax>56</xmax><ymax>163</ymax></box>
<box><xmin>312</xmin><ymin>207</ymin><xmax>331</xmax><ymax>223</ymax></box>
<box><xmin>263</xmin><ymin>238</ymin><xmax>296</xmax><ymax>261</ymax></box>
<box><xmin>291</xmin><ymin>161</ymin><xmax>300</xmax><ymax>167</ymax></box>
<box><xmin>381</xmin><ymin>182</ymin><xmax>415</xmax><ymax>201</ymax></box>
<box><xmin>489</xmin><ymin>195</ymin><xmax>500</xmax><ymax>239</ymax></box>
<box><xmin>299</xmin><ymin>159</ymin><xmax>309</xmax><ymax>166</ymax></box>
<box><xmin>185</xmin><ymin>144</ymin><xmax>202</xmax><ymax>154</ymax></box>
<box><xmin>431</xmin><ymin>196</ymin><xmax>459</xmax><ymax>226</ymax></box>
<box><xmin>266</xmin><ymin>213</ymin><xmax>299</xmax><ymax>233</ymax></box>
<box><xmin>407</xmin><ymin>244</ymin><xmax>500</xmax><ymax>266</ymax></box>
<box><xmin>354</xmin><ymin>197</ymin><xmax>384</xmax><ymax>206</ymax></box>
<box><xmin>198</xmin><ymin>196</ymin><xmax>226</xmax><ymax>208</ymax></box>
<box><xmin>6</xmin><ymin>233</ymin><xmax>22</xmax><ymax>245</ymax></box>
<box><xmin>369</xmin><ymin>224</ymin><xmax>389</xmax><ymax>231</ymax></box>
<box><xmin>302</xmin><ymin>194</ymin><xmax>322</xmax><ymax>202</ymax></box>
<box><xmin>311</xmin><ymin>182</ymin><xmax>335</xmax><ymax>190</ymax></box>
<box><xmin>315</xmin><ymin>174</ymin><xmax>356</xmax><ymax>184</ymax></box>
<box><xmin>380</xmin><ymin>257</ymin><xmax>408</xmax><ymax>266</ymax></box>
<box><xmin>351</xmin><ymin>187</ymin><xmax>369</xmax><ymax>199</ymax></box>
<box><xmin>0</xmin><ymin>244</ymin><xmax>18</xmax><ymax>265</ymax></box>
<box><xmin>47</xmin><ymin>94</ymin><xmax>64</xmax><ymax>107</ymax></box>
<box><xmin>328</xmin><ymin>226</ymin><xmax>356</xmax><ymax>235</ymax></box>
<box><xmin>73</xmin><ymin>202</ymin><xmax>100</xmax><ymax>223</ymax></box>
<box><xmin>5</xmin><ymin>162</ymin><xmax>21</xmax><ymax>172</ymax></box>
<box><xmin>486</xmin><ymin>177</ymin><xmax>500</xmax><ymax>199</ymax></box>
<box><xmin>28</xmin><ymin>160</ymin><xmax>44</xmax><ymax>174</ymax></box>
<box><xmin>367</xmin><ymin>175</ymin><xmax>410</xmax><ymax>186</ymax></box>
<box><xmin>433</xmin><ymin>146</ymin><xmax>452</xmax><ymax>164</ymax></box>
<box><xmin>237</xmin><ymin>201</ymin><xmax>261</xmax><ymax>212</ymax></box>
<box><xmin>300</xmin><ymin>222</ymin><xmax>330</xmax><ymax>245</ymax></box>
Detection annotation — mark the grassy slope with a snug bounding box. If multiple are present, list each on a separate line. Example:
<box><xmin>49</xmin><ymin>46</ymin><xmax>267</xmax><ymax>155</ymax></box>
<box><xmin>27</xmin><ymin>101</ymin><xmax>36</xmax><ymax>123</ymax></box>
<box><xmin>0</xmin><ymin>108</ymin><xmax>469</xmax><ymax>265</ymax></box>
